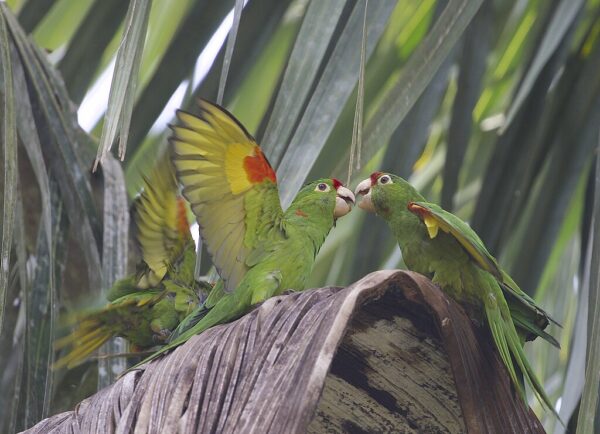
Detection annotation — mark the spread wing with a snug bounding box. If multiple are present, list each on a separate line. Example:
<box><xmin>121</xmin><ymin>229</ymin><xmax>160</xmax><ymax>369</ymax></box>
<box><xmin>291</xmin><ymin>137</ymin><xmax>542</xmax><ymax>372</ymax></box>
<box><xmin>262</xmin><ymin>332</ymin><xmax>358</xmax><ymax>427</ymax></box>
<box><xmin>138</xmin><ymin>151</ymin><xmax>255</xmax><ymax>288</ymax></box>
<box><xmin>134</xmin><ymin>156</ymin><xmax>191</xmax><ymax>288</ymax></box>
<box><xmin>170</xmin><ymin>99</ymin><xmax>283</xmax><ymax>293</ymax></box>
<box><xmin>408</xmin><ymin>201</ymin><xmax>502</xmax><ymax>279</ymax></box>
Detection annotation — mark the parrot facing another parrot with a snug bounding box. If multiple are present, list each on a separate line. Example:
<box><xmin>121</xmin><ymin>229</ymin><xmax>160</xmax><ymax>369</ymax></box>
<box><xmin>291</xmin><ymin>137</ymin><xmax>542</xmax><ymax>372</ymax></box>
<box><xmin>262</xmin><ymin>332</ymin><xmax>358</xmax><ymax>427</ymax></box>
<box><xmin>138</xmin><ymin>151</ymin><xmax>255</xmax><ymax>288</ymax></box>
<box><xmin>131</xmin><ymin>100</ymin><xmax>355</xmax><ymax>367</ymax></box>
<box><xmin>53</xmin><ymin>93</ymin><xmax>559</xmax><ymax>425</ymax></box>
<box><xmin>53</xmin><ymin>158</ymin><xmax>206</xmax><ymax>369</ymax></box>
<box><xmin>355</xmin><ymin>171</ymin><xmax>560</xmax><ymax>417</ymax></box>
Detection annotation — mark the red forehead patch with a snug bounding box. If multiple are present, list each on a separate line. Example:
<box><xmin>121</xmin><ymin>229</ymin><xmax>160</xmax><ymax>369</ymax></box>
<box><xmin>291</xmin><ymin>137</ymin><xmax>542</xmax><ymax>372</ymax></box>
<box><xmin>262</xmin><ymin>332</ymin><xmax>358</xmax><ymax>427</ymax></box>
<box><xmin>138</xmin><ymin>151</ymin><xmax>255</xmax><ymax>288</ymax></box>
<box><xmin>370</xmin><ymin>172</ymin><xmax>383</xmax><ymax>185</ymax></box>
<box><xmin>244</xmin><ymin>146</ymin><xmax>277</xmax><ymax>184</ymax></box>
<box><xmin>332</xmin><ymin>178</ymin><xmax>343</xmax><ymax>190</ymax></box>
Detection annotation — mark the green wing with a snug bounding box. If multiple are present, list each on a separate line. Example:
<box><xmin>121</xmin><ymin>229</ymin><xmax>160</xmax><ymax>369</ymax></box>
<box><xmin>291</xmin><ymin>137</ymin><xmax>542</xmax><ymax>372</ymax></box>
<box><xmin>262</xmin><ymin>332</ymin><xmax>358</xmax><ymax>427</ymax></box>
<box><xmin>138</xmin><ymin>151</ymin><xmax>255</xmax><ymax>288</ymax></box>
<box><xmin>501</xmin><ymin>269</ymin><xmax>561</xmax><ymax>338</ymax></box>
<box><xmin>134</xmin><ymin>155</ymin><xmax>192</xmax><ymax>288</ymax></box>
<box><xmin>408</xmin><ymin>201</ymin><xmax>502</xmax><ymax>279</ymax></box>
<box><xmin>170</xmin><ymin>99</ymin><xmax>284</xmax><ymax>293</ymax></box>
<box><xmin>408</xmin><ymin>201</ymin><xmax>560</xmax><ymax>344</ymax></box>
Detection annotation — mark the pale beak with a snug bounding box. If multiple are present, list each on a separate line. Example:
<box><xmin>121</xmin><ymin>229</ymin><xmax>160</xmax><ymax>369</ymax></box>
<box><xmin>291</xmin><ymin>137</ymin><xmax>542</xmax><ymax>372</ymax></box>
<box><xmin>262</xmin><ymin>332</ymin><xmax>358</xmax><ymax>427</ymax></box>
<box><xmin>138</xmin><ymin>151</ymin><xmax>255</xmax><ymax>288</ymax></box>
<box><xmin>355</xmin><ymin>178</ymin><xmax>375</xmax><ymax>213</ymax></box>
<box><xmin>334</xmin><ymin>186</ymin><xmax>355</xmax><ymax>218</ymax></box>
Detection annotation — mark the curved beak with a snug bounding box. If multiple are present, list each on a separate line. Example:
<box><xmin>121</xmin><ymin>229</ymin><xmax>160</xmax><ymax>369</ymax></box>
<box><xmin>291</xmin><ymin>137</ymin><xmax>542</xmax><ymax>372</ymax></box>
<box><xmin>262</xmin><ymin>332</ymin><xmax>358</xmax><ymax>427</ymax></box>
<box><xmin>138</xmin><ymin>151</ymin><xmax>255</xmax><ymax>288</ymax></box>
<box><xmin>334</xmin><ymin>185</ymin><xmax>355</xmax><ymax>219</ymax></box>
<box><xmin>355</xmin><ymin>178</ymin><xmax>375</xmax><ymax>212</ymax></box>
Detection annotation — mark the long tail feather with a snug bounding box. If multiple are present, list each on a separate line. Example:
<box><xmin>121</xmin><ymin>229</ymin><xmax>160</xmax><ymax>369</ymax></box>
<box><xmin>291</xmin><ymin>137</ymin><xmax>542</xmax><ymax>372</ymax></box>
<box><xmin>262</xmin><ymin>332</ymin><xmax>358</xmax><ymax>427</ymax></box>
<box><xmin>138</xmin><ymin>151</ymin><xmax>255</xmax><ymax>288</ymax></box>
<box><xmin>53</xmin><ymin>323</ymin><xmax>106</xmax><ymax>349</ymax></box>
<box><xmin>53</xmin><ymin>331</ymin><xmax>113</xmax><ymax>369</ymax></box>
<box><xmin>485</xmin><ymin>297</ymin><xmax>561</xmax><ymax>421</ymax></box>
<box><xmin>53</xmin><ymin>315</ymin><xmax>117</xmax><ymax>369</ymax></box>
<box><xmin>487</xmin><ymin>311</ymin><xmax>525</xmax><ymax>400</ymax></box>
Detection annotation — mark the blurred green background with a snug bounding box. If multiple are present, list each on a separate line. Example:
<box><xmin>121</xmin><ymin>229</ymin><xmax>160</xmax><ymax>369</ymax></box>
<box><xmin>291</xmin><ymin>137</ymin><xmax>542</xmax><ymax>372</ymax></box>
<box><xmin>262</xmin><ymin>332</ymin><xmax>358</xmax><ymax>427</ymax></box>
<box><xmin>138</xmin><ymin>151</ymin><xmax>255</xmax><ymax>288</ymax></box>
<box><xmin>0</xmin><ymin>0</ymin><xmax>599</xmax><ymax>432</ymax></box>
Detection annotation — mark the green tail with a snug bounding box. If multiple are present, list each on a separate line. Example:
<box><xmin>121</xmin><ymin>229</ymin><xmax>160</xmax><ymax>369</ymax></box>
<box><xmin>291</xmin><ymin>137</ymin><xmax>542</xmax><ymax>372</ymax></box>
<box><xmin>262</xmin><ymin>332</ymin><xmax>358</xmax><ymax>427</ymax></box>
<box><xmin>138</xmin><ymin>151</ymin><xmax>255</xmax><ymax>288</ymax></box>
<box><xmin>485</xmin><ymin>293</ymin><xmax>561</xmax><ymax>421</ymax></box>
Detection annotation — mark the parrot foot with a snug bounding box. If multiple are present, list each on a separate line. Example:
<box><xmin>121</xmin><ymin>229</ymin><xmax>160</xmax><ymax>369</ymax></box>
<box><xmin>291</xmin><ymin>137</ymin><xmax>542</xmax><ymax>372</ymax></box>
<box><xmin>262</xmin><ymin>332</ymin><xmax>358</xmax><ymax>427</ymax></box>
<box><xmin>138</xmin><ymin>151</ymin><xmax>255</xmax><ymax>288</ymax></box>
<box><xmin>151</xmin><ymin>329</ymin><xmax>172</xmax><ymax>344</ymax></box>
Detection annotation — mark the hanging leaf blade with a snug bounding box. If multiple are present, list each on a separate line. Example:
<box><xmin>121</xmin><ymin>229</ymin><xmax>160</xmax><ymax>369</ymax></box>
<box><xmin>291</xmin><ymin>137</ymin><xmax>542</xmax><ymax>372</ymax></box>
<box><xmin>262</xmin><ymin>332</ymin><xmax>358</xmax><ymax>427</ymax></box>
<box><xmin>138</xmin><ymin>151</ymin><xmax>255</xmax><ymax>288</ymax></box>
<box><xmin>277</xmin><ymin>0</ymin><xmax>396</xmax><ymax>207</ymax></box>
<box><xmin>261</xmin><ymin>0</ymin><xmax>348</xmax><ymax>163</ymax></box>
<box><xmin>502</xmin><ymin>0</ymin><xmax>585</xmax><ymax>130</ymax></box>
<box><xmin>577</xmin><ymin>134</ymin><xmax>600</xmax><ymax>434</ymax></box>
<box><xmin>0</xmin><ymin>4</ymin><xmax>17</xmax><ymax>335</ymax></box>
<box><xmin>355</xmin><ymin>0</ymin><xmax>484</xmax><ymax>174</ymax></box>
<box><xmin>94</xmin><ymin>0</ymin><xmax>151</xmax><ymax>168</ymax></box>
<box><xmin>216</xmin><ymin>0</ymin><xmax>244</xmax><ymax>105</ymax></box>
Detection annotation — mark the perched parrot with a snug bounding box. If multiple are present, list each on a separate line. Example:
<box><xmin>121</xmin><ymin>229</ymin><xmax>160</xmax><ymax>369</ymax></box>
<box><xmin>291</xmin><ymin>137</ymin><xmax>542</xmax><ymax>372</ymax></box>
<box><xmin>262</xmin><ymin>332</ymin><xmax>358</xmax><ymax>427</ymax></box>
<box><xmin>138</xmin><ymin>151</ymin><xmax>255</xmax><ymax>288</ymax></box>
<box><xmin>53</xmin><ymin>158</ymin><xmax>207</xmax><ymax>369</ymax></box>
<box><xmin>131</xmin><ymin>100</ymin><xmax>355</xmax><ymax>367</ymax></box>
<box><xmin>355</xmin><ymin>172</ymin><xmax>559</xmax><ymax>416</ymax></box>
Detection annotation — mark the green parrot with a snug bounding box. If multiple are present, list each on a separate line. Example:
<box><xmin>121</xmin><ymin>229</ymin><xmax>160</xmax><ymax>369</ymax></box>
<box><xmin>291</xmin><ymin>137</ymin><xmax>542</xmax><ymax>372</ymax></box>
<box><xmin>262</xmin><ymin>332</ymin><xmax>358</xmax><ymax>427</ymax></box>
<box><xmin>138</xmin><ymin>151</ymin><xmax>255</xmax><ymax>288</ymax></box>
<box><xmin>131</xmin><ymin>100</ymin><xmax>355</xmax><ymax>367</ymax></box>
<box><xmin>354</xmin><ymin>172</ymin><xmax>559</xmax><ymax>416</ymax></box>
<box><xmin>53</xmin><ymin>157</ymin><xmax>206</xmax><ymax>369</ymax></box>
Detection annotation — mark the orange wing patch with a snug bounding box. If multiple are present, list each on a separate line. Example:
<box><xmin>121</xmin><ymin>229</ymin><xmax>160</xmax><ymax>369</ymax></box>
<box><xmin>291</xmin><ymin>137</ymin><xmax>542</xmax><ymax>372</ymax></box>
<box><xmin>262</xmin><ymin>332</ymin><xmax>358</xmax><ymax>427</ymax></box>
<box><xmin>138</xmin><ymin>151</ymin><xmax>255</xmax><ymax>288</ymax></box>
<box><xmin>171</xmin><ymin>100</ymin><xmax>284</xmax><ymax>293</ymax></box>
<box><xmin>408</xmin><ymin>202</ymin><xmax>442</xmax><ymax>239</ymax></box>
<box><xmin>407</xmin><ymin>202</ymin><xmax>427</xmax><ymax>215</ymax></box>
<box><xmin>226</xmin><ymin>144</ymin><xmax>276</xmax><ymax>194</ymax></box>
<box><xmin>244</xmin><ymin>146</ymin><xmax>276</xmax><ymax>184</ymax></box>
<box><xmin>176</xmin><ymin>197</ymin><xmax>190</xmax><ymax>238</ymax></box>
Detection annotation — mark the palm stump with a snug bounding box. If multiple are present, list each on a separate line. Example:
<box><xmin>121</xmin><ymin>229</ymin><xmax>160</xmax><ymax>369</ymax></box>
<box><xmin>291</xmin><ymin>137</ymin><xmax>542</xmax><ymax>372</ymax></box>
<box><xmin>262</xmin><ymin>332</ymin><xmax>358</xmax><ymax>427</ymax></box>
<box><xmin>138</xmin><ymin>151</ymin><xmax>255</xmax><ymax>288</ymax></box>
<box><xmin>25</xmin><ymin>270</ymin><xmax>544</xmax><ymax>433</ymax></box>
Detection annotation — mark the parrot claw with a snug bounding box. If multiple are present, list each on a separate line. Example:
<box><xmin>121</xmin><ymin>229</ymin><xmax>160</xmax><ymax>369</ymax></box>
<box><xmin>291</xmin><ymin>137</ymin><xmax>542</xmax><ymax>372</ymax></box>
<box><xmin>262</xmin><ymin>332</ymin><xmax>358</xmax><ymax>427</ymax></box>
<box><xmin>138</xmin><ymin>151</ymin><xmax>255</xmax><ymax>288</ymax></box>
<box><xmin>152</xmin><ymin>329</ymin><xmax>172</xmax><ymax>344</ymax></box>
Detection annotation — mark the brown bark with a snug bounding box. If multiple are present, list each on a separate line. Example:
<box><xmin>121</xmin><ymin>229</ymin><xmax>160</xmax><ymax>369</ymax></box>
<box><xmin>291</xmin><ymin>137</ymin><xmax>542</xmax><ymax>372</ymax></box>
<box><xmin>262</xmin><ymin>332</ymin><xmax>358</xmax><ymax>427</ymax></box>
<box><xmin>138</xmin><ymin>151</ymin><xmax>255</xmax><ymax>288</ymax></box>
<box><xmin>24</xmin><ymin>270</ymin><xmax>545</xmax><ymax>433</ymax></box>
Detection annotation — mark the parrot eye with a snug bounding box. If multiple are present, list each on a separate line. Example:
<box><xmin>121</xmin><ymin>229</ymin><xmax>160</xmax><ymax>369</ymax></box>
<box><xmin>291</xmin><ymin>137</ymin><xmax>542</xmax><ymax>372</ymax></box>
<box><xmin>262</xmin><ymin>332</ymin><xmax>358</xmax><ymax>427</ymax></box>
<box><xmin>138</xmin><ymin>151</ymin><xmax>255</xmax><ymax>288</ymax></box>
<box><xmin>315</xmin><ymin>183</ymin><xmax>330</xmax><ymax>192</ymax></box>
<box><xmin>379</xmin><ymin>175</ymin><xmax>392</xmax><ymax>185</ymax></box>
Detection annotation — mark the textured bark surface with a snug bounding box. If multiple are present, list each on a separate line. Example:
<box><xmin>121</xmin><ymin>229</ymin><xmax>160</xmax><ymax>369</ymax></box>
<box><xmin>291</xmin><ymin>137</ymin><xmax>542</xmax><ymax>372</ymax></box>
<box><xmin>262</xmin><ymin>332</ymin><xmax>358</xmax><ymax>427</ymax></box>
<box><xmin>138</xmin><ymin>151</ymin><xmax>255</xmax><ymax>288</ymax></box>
<box><xmin>24</xmin><ymin>270</ymin><xmax>545</xmax><ymax>434</ymax></box>
<box><xmin>309</xmin><ymin>290</ymin><xmax>464</xmax><ymax>433</ymax></box>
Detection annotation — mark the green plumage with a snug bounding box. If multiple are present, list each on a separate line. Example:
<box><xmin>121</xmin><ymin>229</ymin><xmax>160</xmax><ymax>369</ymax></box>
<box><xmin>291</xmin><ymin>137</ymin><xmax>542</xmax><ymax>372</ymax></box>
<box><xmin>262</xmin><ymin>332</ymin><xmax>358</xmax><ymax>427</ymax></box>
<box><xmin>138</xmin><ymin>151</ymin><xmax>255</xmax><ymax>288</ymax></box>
<box><xmin>131</xmin><ymin>100</ymin><xmax>354</xmax><ymax>368</ymax></box>
<box><xmin>360</xmin><ymin>172</ymin><xmax>559</xmax><ymax>417</ymax></box>
<box><xmin>53</xmin><ymin>243</ymin><xmax>205</xmax><ymax>369</ymax></box>
<box><xmin>134</xmin><ymin>179</ymin><xmax>339</xmax><ymax>365</ymax></box>
<box><xmin>53</xmin><ymin>156</ymin><xmax>207</xmax><ymax>369</ymax></box>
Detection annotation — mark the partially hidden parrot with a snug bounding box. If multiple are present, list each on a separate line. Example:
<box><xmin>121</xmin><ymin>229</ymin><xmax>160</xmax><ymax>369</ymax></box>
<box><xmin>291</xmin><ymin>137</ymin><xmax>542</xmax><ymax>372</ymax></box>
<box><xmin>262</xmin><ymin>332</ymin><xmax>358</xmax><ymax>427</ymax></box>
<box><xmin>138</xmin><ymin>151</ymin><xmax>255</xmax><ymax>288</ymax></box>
<box><xmin>131</xmin><ymin>99</ymin><xmax>355</xmax><ymax>367</ymax></box>
<box><xmin>53</xmin><ymin>157</ymin><xmax>207</xmax><ymax>369</ymax></box>
<box><xmin>355</xmin><ymin>171</ymin><xmax>560</xmax><ymax>416</ymax></box>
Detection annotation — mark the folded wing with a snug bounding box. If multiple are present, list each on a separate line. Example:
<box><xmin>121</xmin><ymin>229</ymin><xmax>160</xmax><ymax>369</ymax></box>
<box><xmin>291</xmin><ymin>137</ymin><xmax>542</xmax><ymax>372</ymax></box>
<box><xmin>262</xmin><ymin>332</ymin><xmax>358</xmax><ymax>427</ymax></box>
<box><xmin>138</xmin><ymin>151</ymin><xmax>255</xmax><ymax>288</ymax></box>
<box><xmin>408</xmin><ymin>201</ymin><xmax>559</xmax><ymax>345</ymax></box>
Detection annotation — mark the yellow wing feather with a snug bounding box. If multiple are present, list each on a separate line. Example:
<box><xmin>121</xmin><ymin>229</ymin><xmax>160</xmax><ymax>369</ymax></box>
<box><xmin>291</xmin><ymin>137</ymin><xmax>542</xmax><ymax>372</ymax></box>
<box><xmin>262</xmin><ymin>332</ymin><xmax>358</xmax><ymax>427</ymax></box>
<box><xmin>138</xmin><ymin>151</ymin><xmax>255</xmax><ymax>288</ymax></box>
<box><xmin>408</xmin><ymin>201</ymin><xmax>502</xmax><ymax>279</ymax></box>
<box><xmin>135</xmin><ymin>155</ymin><xmax>191</xmax><ymax>288</ymax></box>
<box><xmin>170</xmin><ymin>99</ymin><xmax>282</xmax><ymax>293</ymax></box>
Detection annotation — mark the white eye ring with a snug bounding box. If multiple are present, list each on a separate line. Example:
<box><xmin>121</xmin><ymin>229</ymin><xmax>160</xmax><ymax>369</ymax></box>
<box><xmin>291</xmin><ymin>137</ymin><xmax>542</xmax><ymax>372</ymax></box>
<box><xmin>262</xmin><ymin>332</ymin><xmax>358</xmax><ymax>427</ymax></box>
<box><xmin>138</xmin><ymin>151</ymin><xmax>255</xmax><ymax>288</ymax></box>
<box><xmin>315</xmin><ymin>182</ymin><xmax>330</xmax><ymax>192</ymax></box>
<box><xmin>379</xmin><ymin>175</ymin><xmax>392</xmax><ymax>185</ymax></box>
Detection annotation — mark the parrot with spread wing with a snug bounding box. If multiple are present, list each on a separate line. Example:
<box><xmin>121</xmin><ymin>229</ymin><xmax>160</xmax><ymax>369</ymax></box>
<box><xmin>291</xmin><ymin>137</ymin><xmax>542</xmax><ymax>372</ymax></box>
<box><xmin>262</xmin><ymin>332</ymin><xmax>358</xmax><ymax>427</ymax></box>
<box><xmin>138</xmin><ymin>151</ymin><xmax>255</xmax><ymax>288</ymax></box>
<box><xmin>53</xmin><ymin>157</ymin><xmax>206</xmax><ymax>369</ymax></box>
<box><xmin>355</xmin><ymin>172</ymin><xmax>560</xmax><ymax>416</ymax></box>
<box><xmin>132</xmin><ymin>100</ymin><xmax>355</xmax><ymax>367</ymax></box>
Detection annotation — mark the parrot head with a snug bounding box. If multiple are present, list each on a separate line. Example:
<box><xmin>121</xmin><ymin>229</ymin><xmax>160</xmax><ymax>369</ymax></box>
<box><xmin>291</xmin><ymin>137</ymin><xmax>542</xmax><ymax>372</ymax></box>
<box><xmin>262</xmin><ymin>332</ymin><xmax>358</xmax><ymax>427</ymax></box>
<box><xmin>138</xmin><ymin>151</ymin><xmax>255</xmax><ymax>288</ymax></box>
<box><xmin>354</xmin><ymin>172</ymin><xmax>414</xmax><ymax>216</ymax></box>
<box><xmin>290</xmin><ymin>178</ymin><xmax>355</xmax><ymax>221</ymax></box>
